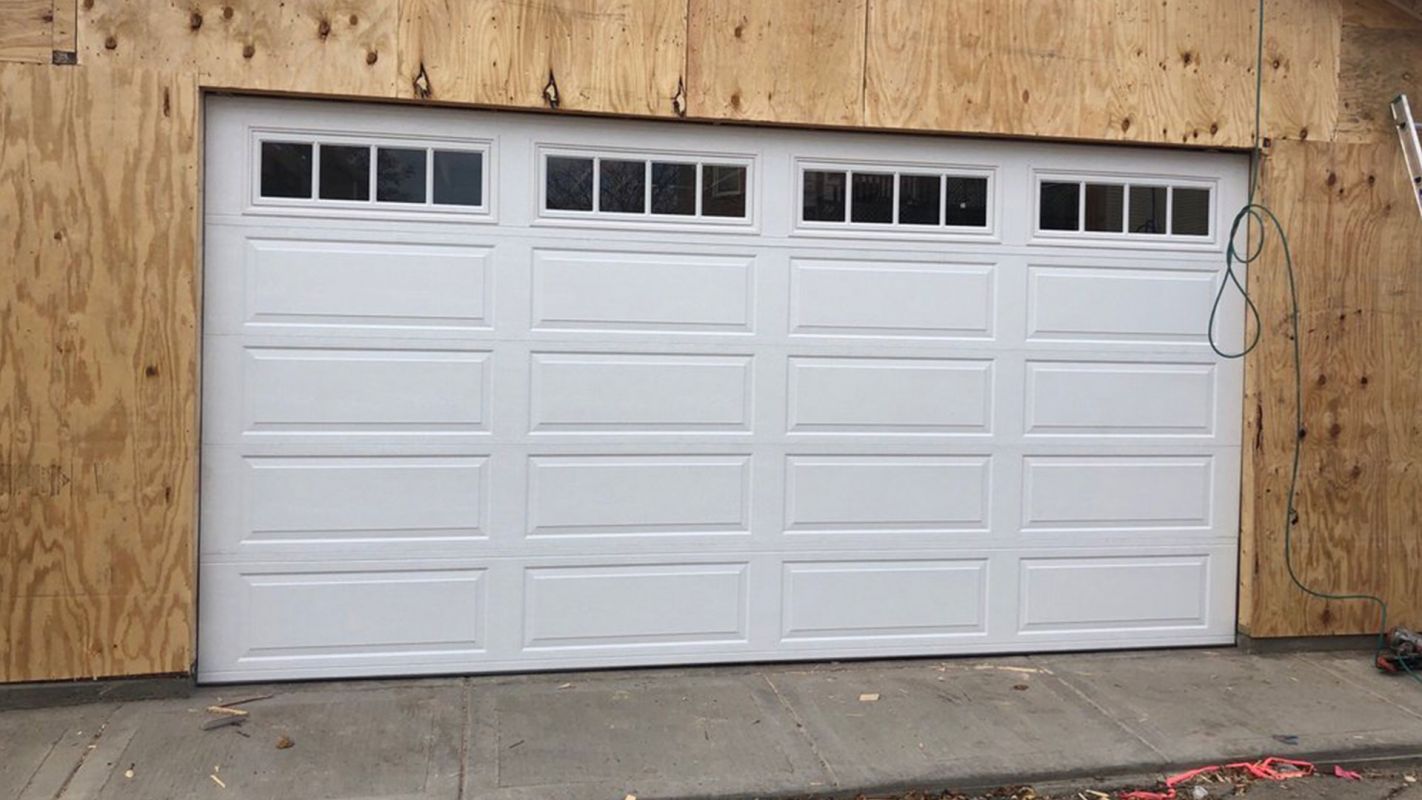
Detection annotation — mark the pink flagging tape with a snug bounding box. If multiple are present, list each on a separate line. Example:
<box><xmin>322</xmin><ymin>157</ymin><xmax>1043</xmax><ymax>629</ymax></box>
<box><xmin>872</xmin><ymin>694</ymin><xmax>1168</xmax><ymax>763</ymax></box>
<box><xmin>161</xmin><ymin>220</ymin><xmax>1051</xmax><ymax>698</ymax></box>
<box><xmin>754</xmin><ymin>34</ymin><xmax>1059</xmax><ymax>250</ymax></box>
<box><xmin>1119</xmin><ymin>757</ymin><xmax>1317</xmax><ymax>800</ymax></box>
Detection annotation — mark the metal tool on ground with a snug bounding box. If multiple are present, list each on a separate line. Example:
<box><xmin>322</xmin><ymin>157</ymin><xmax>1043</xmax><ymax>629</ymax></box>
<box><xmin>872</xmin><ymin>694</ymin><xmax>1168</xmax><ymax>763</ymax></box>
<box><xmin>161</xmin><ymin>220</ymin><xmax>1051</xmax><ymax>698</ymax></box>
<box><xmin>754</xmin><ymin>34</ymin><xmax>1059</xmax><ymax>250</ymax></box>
<box><xmin>1376</xmin><ymin>626</ymin><xmax>1422</xmax><ymax>674</ymax></box>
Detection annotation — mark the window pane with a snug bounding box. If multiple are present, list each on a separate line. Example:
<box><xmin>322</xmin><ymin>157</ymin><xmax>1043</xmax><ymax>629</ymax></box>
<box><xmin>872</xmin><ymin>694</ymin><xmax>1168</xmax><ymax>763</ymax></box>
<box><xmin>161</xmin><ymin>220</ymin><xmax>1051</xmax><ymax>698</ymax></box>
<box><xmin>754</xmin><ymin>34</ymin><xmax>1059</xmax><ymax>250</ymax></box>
<box><xmin>1128</xmin><ymin>185</ymin><xmax>1168</xmax><ymax>234</ymax></box>
<box><xmin>1039</xmin><ymin>181</ymin><xmax>1080</xmax><ymax>230</ymax></box>
<box><xmin>1084</xmin><ymin>184</ymin><xmax>1124</xmax><ymax>232</ymax></box>
<box><xmin>1172</xmin><ymin>188</ymin><xmax>1211</xmax><ymax>235</ymax></box>
<box><xmin>945</xmin><ymin>176</ymin><xmax>988</xmax><ymax>227</ymax></box>
<box><xmin>318</xmin><ymin>145</ymin><xmax>370</xmax><ymax>201</ymax></box>
<box><xmin>599</xmin><ymin>159</ymin><xmax>646</xmax><ymax>213</ymax></box>
<box><xmin>376</xmin><ymin>147</ymin><xmax>427</xmax><ymax>203</ymax></box>
<box><xmin>702</xmin><ymin>164</ymin><xmax>747</xmax><ymax>217</ymax></box>
<box><xmin>432</xmin><ymin>150</ymin><xmax>483</xmax><ymax>206</ymax></box>
<box><xmin>260</xmin><ymin>141</ymin><xmax>312</xmax><ymax>198</ymax></box>
<box><xmin>803</xmin><ymin>170</ymin><xmax>846</xmax><ymax>222</ymax></box>
<box><xmin>897</xmin><ymin>174</ymin><xmax>940</xmax><ymax>225</ymax></box>
<box><xmin>651</xmin><ymin>162</ymin><xmax>696</xmax><ymax>215</ymax></box>
<box><xmin>546</xmin><ymin>156</ymin><xmax>593</xmax><ymax>211</ymax></box>
<box><xmin>851</xmin><ymin>172</ymin><xmax>894</xmax><ymax>223</ymax></box>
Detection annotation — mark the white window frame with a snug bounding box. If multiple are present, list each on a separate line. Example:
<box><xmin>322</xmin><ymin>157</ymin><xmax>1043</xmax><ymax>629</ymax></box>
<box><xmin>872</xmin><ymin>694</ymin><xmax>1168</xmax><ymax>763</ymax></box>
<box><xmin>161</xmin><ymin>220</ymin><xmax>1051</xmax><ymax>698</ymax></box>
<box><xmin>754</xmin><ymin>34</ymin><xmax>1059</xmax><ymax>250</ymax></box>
<box><xmin>246</xmin><ymin>126</ymin><xmax>496</xmax><ymax>223</ymax></box>
<box><xmin>534</xmin><ymin>143</ymin><xmax>757</xmax><ymax>232</ymax></box>
<box><xmin>791</xmin><ymin>157</ymin><xmax>998</xmax><ymax>242</ymax></box>
<box><xmin>1030</xmin><ymin>169</ymin><xmax>1219</xmax><ymax>248</ymax></box>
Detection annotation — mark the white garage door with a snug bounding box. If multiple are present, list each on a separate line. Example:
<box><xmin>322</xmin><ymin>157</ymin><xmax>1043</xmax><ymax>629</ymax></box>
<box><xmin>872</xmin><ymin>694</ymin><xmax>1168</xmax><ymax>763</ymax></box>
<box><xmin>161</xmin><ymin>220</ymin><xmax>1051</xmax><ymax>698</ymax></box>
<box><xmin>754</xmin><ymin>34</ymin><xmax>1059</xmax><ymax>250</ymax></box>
<box><xmin>199</xmin><ymin>96</ymin><xmax>1246</xmax><ymax>682</ymax></box>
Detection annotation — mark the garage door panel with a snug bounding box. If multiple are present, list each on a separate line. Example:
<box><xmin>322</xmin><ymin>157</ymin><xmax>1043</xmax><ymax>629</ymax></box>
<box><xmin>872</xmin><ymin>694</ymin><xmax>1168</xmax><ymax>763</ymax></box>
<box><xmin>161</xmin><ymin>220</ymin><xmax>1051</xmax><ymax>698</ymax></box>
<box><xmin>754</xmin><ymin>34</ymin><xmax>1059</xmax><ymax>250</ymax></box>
<box><xmin>780</xmin><ymin>560</ymin><xmax>988</xmax><ymax>642</ymax></box>
<box><xmin>1018</xmin><ymin>554</ymin><xmax>1214</xmax><ymax>634</ymax></box>
<box><xmin>1021</xmin><ymin>455</ymin><xmax>1213</xmax><ymax>531</ymax></box>
<box><xmin>530</xmin><ymin>352</ymin><xmax>754</xmax><ymax>433</ymax></box>
<box><xmin>787</xmin><ymin>356</ymin><xmax>994</xmax><ymax>434</ymax></box>
<box><xmin>521</xmin><ymin>562</ymin><xmax>750</xmax><ymax>650</ymax></box>
<box><xmin>531</xmin><ymin>249</ymin><xmax>755</xmax><ymax>334</ymax></box>
<box><xmin>240</xmin><ymin>346</ymin><xmax>492</xmax><ymax>436</ymax></box>
<box><xmin>789</xmin><ymin>258</ymin><xmax>996</xmax><ymax>339</ymax></box>
<box><xmin>243</xmin><ymin>238</ymin><xmax>493</xmax><ymax>333</ymax></box>
<box><xmin>1026</xmin><ymin>266</ymin><xmax>1220</xmax><ymax>345</ymax></box>
<box><xmin>198</xmin><ymin>563</ymin><xmax>489</xmax><ymax>679</ymax></box>
<box><xmin>526</xmin><ymin>454</ymin><xmax>752</xmax><ymax>537</ymax></box>
<box><xmin>199</xmin><ymin>448</ymin><xmax>503</xmax><ymax>559</ymax></box>
<box><xmin>783</xmin><ymin>455</ymin><xmax>990</xmax><ymax>533</ymax></box>
<box><xmin>249</xmin><ymin>454</ymin><xmax>488</xmax><ymax>544</ymax></box>
<box><xmin>200</xmin><ymin>97</ymin><xmax>1245</xmax><ymax>680</ymax></box>
<box><xmin>1023</xmin><ymin>360</ymin><xmax>1216</xmax><ymax>438</ymax></box>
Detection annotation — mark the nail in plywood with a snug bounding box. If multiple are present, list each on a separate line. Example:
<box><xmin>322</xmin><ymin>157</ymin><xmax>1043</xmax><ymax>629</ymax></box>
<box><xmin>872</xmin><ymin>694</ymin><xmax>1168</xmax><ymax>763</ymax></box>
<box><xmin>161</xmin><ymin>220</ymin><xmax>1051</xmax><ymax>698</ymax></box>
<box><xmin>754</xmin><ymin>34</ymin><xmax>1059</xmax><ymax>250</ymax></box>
<box><xmin>397</xmin><ymin>0</ymin><xmax>686</xmax><ymax>115</ymax></box>
<box><xmin>0</xmin><ymin>0</ymin><xmax>57</xmax><ymax>63</ymax></box>
<box><xmin>78</xmin><ymin>0</ymin><xmax>398</xmax><ymax>96</ymax></box>
<box><xmin>685</xmin><ymin>0</ymin><xmax>867</xmax><ymax>126</ymax></box>
<box><xmin>1</xmin><ymin>61</ymin><xmax>198</xmax><ymax>681</ymax></box>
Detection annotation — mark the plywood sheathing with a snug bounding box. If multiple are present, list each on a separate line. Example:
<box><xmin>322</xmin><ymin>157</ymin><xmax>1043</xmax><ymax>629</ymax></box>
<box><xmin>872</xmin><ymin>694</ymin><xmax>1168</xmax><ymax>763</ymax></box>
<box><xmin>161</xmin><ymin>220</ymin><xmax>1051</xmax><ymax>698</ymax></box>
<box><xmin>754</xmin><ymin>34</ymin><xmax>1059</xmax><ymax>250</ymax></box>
<box><xmin>686</xmin><ymin>0</ymin><xmax>867</xmax><ymax>126</ymax></box>
<box><xmin>0</xmin><ymin>0</ymin><xmax>61</xmax><ymax>63</ymax></box>
<box><xmin>1242</xmin><ymin>136</ymin><xmax>1422</xmax><ymax>636</ymax></box>
<box><xmin>1</xmin><ymin>62</ymin><xmax>199</xmax><ymax>681</ymax></box>
<box><xmin>78</xmin><ymin>0</ymin><xmax>399</xmax><ymax>96</ymax></box>
<box><xmin>397</xmin><ymin>0</ymin><xmax>686</xmax><ymax>115</ymax></box>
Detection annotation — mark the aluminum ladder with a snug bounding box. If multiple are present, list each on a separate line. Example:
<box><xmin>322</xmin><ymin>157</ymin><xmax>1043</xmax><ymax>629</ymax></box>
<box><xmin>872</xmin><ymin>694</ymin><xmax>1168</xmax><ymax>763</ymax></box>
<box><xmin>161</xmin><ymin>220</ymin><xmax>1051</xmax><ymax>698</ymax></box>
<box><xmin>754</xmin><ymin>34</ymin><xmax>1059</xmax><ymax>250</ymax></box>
<box><xmin>1391</xmin><ymin>94</ymin><xmax>1422</xmax><ymax>217</ymax></box>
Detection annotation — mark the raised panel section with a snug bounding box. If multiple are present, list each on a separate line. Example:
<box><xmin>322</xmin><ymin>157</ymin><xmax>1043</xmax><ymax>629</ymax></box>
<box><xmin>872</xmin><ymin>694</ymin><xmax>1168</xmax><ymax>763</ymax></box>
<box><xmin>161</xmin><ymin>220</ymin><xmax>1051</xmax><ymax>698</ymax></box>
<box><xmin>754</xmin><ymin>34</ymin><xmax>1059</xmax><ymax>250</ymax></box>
<box><xmin>244</xmin><ymin>347</ymin><xmax>490</xmax><ymax>434</ymax></box>
<box><xmin>527</xmin><ymin>455</ymin><xmax>751</xmax><ymax>536</ymax></box>
<box><xmin>530</xmin><ymin>352</ymin><xmax>753</xmax><ymax>433</ymax></box>
<box><xmin>1023</xmin><ymin>456</ymin><xmax>1212</xmax><ymax>530</ymax></box>
<box><xmin>244</xmin><ymin>456</ymin><xmax>488</xmax><ymax>544</ymax></box>
<box><xmin>522</xmin><ymin>563</ymin><xmax>749</xmax><ymax>648</ymax></box>
<box><xmin>1025</xmin><ymin>361</ymin><xmax>1214</xmax><ymax>436</ymax></box>
<box><xmin>781</xmin><ymin>560</ymin><xmax>987</xmax><ymax>640</ymax></box>
<box><xmin>532</xmin><ymin>249</ymin><xmax>753</xmax><ymax>333</ymax></box>
<box><xmin>1019</xmin><ymin>556</ymin><xmax>1209</xmax><ymax>632</ymax></box>
<box><xmin>788</xmin><ymin>357</ymin><xmax>993</xmax><ymax>434</ymax></box>
<box><xmin>240</xmin><ymin>568</ymin><xmax>486</xmax><ymax>656</ymax></box>
<box><xmin>790</xmin><ymin>259</ymin><xmax>994</xmax><ymax>338</ymax></box>
<box><xmin>246</xmin><ymin>239</ymin><xmax>491</xmax><ymax>330</ymax></box>
<box><xmin>785</xmin><ymin>456</ymin><xmax>989</xmax><ymax>532</ymax></box>
<box><xmin>1027</xmin><ymin>266</ymin><xmax>1215</xmax><ymax>343</ymax></box>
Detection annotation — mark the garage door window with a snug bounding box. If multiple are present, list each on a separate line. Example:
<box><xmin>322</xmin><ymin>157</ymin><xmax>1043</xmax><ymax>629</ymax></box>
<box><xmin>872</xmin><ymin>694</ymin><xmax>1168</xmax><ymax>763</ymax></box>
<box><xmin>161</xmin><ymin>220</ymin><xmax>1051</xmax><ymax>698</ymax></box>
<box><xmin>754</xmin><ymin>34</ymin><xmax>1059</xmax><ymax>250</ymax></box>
<box><xmin>256</xmin><ymin>137</ymin><xmax>488</xmax><ymax>213</ymax></box>
<box><xmin>799</xmin><ymin>165</ymin><xmax>989</xmax><ymax>229</ymax></box>
<box><xmin>541</xmin><ymin>151</ymin><xmax>751</xmax><ymax>223</ymax></box>
<box><xmin>1038</xmin><ymin>178</ymin><xmax>1211</xmax><ymax>239</ymax></box>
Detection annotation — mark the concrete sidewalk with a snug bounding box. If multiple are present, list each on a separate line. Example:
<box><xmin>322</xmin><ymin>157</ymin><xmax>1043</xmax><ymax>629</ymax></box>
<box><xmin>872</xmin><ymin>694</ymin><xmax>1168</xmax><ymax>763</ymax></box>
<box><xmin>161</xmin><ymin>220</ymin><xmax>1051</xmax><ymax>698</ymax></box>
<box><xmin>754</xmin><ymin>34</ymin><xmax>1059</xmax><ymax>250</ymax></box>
<box><xmin>5</xmin><ymin>649</ymin><xmax>1422</xmax><ymax>800</ymax></box>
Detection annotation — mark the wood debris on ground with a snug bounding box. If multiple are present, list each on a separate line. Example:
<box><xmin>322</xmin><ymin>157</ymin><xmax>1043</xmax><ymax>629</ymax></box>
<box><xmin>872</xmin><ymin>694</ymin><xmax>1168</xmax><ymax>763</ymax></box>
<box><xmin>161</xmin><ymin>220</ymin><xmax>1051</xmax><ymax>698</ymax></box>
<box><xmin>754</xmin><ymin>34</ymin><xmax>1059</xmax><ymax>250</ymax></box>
<box><xmin>859</xmin><ymin>693</ymin><xmax>880</xmax><ymax>702</ymax></box>
<box><xmin>201</xmin><ymin>692</ymin><xmax>275</xmax><ymax>731</ymax></box>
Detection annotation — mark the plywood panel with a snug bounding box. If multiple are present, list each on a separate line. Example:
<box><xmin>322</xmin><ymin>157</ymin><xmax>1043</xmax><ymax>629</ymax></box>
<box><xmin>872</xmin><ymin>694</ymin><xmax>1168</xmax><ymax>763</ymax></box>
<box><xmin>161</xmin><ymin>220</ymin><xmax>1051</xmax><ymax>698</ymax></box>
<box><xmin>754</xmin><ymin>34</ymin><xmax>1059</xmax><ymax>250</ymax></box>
<box><xmin>1</xmin><ymin>62</ymin><xmax>197</xmax><ymax>681</ymax></box>
<box><xmin>685</xmin><ymin>0</ymin><xmax>866</xmax><ymax>126</ymax></box>
<box><xmin>397</xmin><ymin>0</ymin><xmax>686</xmax><ymax>115</ymax></box>
<box><xmin>52</xmin><ymin>0</ymin><xmax>76</xmax><ymax>56</ymax></box>
<box><xmin>0</xmin><ymin>0</ymin><xmax>55</xmax><ymax>63</ymax></box>
<box><xmin>1241</xmin><ymin>137</ymin><xmax>1422</xmax><ymax>637</ymax></box>
<box><xmin>862</xmin><ymin>0</ymin><xmax>1336</xmax><ymax>148</ymax></box>
<box><xmin>1337</xmin><ymin>24</ymin><xmax>1422</xmax><ymax>142</ymax></box>
<box><xmin>78</xmin><ymin>0</ymin><xmax>397</xmax><ymax>96</ymax></box>
<box><xmin>865</xmin><ymin>0</ymin><xmax>1252</xmax><ymax>146</ymax></box>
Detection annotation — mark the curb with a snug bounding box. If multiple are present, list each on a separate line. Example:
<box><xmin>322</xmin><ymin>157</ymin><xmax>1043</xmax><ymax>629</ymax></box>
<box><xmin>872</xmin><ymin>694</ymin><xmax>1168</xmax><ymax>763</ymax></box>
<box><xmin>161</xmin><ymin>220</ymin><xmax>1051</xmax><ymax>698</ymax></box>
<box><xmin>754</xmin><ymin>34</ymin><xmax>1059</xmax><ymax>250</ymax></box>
<box><xmin>676</xmin><ymin>748</ymin><xmax>1422</xmax><ymax>800</ymax></box>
